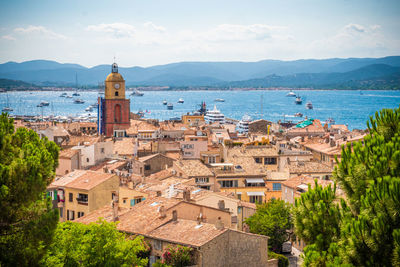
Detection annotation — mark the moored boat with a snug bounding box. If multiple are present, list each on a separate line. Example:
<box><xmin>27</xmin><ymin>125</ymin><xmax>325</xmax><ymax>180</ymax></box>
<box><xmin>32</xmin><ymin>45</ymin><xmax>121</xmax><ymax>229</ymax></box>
<box><xmin>286</xmin><ymin>90</ymin><xmax>296</xmax><ymax>97</ymax></box>
<box><xmin>74</xmin><ymin>99</ymin><xmax>85</xmax><ymax>104</ymax></box>
<box><xmin>178</xmin><ymin>98</ymin><xmax>184</xmax><ymax>103</ymax></box>
<box><xmin>305</xmin><ymin>101</ymin><xmax>313</xmax><ymax>109</ymax></box>
<box><xmin>167</xmin><ymin>103</ymin><xmax>173</xmax><ymax>110</ymax></box>
<box><xmin>295</xmin><ymin>96</ymin><xmax>302</xmax><ymax>105</ymax></box>
<box><xmin>214</xmin><ymin>98</ymin><xmax>225</xmax><ymax>102</ymax></box>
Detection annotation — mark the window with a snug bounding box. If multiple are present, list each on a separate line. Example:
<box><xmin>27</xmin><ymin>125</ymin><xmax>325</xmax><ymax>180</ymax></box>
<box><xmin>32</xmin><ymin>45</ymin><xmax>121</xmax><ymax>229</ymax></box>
<box><xmin>67</xmin><ymin>210</ymin><xmax>75</xmax><ymax>220</ymax></box>
<box><xmin>59</xmin><ymin>207</ymin><xmax>63</xmax><ymax>218</ymax></box>
<box><xmin>48</xmin><ymin>190</ymin><xmax>54</xmax><ymax>200</ymax></box>
<box><xmin>264</xmin><ymin>157</ymin><xmax>277</xmax><ymax>165</ymax></box>
<box><xmin>101</xmin><ymin>148</ymin><xmax>105</xmax><ymax>153</ymax></box>
<box><xmin>153</xmin><ymin>240</ymin><xmax>162</xmax><ymax>251</ymax></box>
<box><xmin>86</xmin><ymin>158</ymin><xmax>89</xmax><ymax>163</ymax></box>
<box><xmin>218</xmin><ymin>180</ymin><xmax>238</xmax><ymax>188</ymax></box>
<box><xmin>115</xmin><ymin>91</ymin><xmax>119</xmax><ymax>96</ymax></box>
<box><xmin>273</xmin><ymin>183</ymin><xmax>282</xmax><ymax>191</ymax></box>
<box><xmin>254</xmin><ymin>157</ymin><xmax>262</xmax><ymax>163</ymax></box>
<box><xmin>249</xmin><ymin>195</ymin><xmax>263</xmax><ymax>204</ymax></box>
<box><xmin>195</xmin><ymin>177</ymin><xmax>209</xmax><ymax>184</ymax></box>
<box><xmin>69</xmin><ymin>193</ymin><xmax>73</xmax><ymax>202</ymax></box>
<box><xmin>77</xmin><ymin>212</ymin><xmax>85</xmax><ymax>218</ymax></box>
<box><xmin>144</xmin><ymin>165</ymin><xmax>151</xmax><ymax>171</ymax></box>
<box><xmin>123</xmin><ymin>198</ymin><xmax>127</xmax><ymax>204</ymax></box>
<box><xmin>237</xmin><ymin>194</ymin><xmax>242</xmax><ymax>200</ymax></box>
<box><xmin>208</xmin><ymin>156</ymin><xmax>216</xmax><ymax>164</ymax></box>
<box><xmin>77</xmin><ymin>193</ymin><xmax>88</xmax><ymax>204</ymax></box>
<box><xmin>65</xmin><ymin>170</ymin><xmax>69</xmax><ymax>174</ymax></box>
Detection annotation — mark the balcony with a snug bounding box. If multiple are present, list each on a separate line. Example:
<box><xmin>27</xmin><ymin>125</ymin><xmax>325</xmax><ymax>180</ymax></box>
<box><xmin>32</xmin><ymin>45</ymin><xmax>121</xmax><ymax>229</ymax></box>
<box><xmin>76</xmin><ymin>195</ymin><xmax>88</xmax><ymax>205</ymax></box>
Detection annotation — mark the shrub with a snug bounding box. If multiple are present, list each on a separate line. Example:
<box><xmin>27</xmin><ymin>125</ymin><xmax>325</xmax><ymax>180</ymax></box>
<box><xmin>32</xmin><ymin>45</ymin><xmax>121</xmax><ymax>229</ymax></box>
<box><xmin>162</xmin><ymin>245</ymin><xmax>193</xmax><ymax>267</ymax></box>
<box><xmin>269</xmin><ymin>251</ymin><xmax>289</xmax><ymax>267</ymax></box>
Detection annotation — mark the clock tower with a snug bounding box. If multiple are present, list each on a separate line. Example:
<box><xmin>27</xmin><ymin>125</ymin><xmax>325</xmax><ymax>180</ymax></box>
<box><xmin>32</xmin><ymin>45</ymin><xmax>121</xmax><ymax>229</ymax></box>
<box><xmin>98</xmin><ymin>63</ymin><xmax>130</xmax><ymax>137</ymax></box>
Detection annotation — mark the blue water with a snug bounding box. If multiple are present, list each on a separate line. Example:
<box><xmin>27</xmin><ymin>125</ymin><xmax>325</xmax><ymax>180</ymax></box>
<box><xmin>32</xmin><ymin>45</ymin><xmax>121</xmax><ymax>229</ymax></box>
<box><xmin>1</xmin><ymin>90</ymin><xmax>399</xmax><ymax>130</ymax></box>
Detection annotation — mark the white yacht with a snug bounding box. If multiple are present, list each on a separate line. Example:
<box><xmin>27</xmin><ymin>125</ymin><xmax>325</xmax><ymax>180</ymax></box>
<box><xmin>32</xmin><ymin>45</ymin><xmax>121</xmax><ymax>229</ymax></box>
<box><xmin>205</xmin><ymin>105</ymin><xmax>225</xmax><ymax>124</ymax></box>
<box><xmin>74</xmin><ymin>99</ymin><xmax>85</xmax><ymax>104</ymax></box>
<box><xmin>286</xmin><ymin>90</ymin><xmax>296</xmax><ymax>97</ymax></box>
<box><xmin>305</xmin><ymin>101</ymin><xmax>313</xmax><ymax>109</ymax></box>
<box><xmin>178</xmin><ymin>98</ymin><xmax>184</xmax><ymax>103</ymax></box>
<box><xmin>295</xmin><ymin>96</ymin><xmax>302</xmax><ymax>105</ymax></box>
<box><xmin>237</xmin><ymin>115</ymin><xmax>251</xmax><ymax>134</ymax></box>
<box><xmin>214</xmin><ymin>98</ymin><xmax>225</xmax><ymax>102</ymax></box>
<box><xmin>131</xmin><ymin>89</ymin><xmax>144</xmax><ymax>96</ymax></box>
<box><xmin>167</xmin><ymin>103</ymin><xmax>173</xmax><ymax>110</ymax></box>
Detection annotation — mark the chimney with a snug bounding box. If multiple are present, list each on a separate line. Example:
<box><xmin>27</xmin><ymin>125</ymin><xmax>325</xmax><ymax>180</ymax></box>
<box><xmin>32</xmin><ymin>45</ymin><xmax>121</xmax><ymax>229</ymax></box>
<box><xmin>172</xmin><ymin>210</ymin><xmax>178</xmax><ymax>221</ymax></box>
<box><xmin>218</xmin><ymin>200</ymin><xmax>225</xmax><ymax>210</ymax></box>
<box><xmin>111</xmin><ymin>191</ymin><xmax>119</xmax><ymax>222</ymax></box>
<box><xmin>183</xmin><ymin>188</ymin><xmax>191</xmax><ymax>201</ymax></box>
<box><xmin>158</xmin><ymin>205</ymin><xmax>166</xmax><ymax>218</ymax></box>
<box><xmin>156</xmin><ymin>190</ymin><xmax>162</xmax><ymax>197</ymax></box>
<box><xmin>215</xmin><ymin>217</ymin><xmax>224</xmax><ymax>230</ymax></box>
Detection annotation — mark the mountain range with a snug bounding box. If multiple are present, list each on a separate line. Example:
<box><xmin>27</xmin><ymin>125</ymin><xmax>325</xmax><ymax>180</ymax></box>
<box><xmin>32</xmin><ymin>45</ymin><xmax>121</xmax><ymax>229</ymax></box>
<box><xmin>0</xmin><ymin>56</ymin><xmax>399</xmax><ymax>89</ymax></box>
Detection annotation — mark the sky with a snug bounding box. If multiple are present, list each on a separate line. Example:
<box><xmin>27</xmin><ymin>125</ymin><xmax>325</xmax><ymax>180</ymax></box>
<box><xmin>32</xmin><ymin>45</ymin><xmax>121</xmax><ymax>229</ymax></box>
<box><xmin>0</xmin><ymin>0</ymin><xmax>399</xmax><ymax>67</ymax></box>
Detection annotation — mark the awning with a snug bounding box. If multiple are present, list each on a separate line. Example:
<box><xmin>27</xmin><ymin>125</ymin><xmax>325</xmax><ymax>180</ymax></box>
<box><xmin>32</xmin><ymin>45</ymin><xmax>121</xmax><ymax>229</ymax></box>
<box><xmin>247</xmin><ymin>191</ymin><xmax>265</xmax><ymax>196</ymax></box>
<box><xmin>245</xmin><ymin>178</ymin><xmax>265</xmax><ymax>183</ymax></box>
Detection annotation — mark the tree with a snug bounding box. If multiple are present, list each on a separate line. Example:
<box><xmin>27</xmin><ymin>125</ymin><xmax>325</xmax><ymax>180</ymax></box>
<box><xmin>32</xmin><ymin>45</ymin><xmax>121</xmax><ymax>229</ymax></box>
<box><xmin>293</xmin><ymin>105</ymin><xmax>400</xmax><ymax>267</ymax></box>
<box><xmin>42</xmin><ymin>219</ymin><xmax>149</xmax><ymax>266</ymax></box>
<box><xmin>0</xmin><ymin>113</ymin><xmax>60</xmax><ymax>266</ymax></box>
<box><xmin>245</xmin><ymin>199</ymin><xmax>292</xmax><ymax>252</ymax></box>
<box><xmin>334</xmin><ymin>106</ymin><xmax>400</xmax><ymax>266</ymax></box>
<box><xmin>293</xmin><ymin>181</ymin><xmax>343</xmax><ymax>251</ymax></box>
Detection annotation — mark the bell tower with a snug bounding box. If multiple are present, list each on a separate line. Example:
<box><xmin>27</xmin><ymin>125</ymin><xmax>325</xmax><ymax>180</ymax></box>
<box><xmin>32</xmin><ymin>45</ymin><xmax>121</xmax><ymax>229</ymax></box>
<box><xmin>98</xmin><ymin>62</ymin><xmax>130</xmax><ymax>137</ymax></box>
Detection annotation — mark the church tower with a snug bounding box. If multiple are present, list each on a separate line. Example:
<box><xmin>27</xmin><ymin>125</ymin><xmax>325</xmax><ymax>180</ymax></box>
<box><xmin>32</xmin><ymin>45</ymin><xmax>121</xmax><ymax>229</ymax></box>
<box><xmin>98</xmin><ymin>63</ymin><xmax>130</xmax><ymax>137</ymax></box>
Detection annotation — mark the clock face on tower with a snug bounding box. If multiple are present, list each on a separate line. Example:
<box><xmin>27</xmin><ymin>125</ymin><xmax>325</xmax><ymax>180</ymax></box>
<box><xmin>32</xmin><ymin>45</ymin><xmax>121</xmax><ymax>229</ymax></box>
<box><xmin>114</xmin><ymin>83</ymin><xmax>120</xmax><ymax>89</ymax></box>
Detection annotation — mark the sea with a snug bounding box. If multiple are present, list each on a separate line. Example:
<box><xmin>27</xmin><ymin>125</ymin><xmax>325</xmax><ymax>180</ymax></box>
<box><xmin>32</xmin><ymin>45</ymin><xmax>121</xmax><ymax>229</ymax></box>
<box><xmin>1</xmin><ymin>90</ymin><xmax>400</xmax><ymax>130</ymax></box>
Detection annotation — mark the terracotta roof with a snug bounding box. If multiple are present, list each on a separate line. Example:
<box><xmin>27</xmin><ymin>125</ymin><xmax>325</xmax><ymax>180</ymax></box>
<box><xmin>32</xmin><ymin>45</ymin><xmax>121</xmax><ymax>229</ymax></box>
<box><xmin>287</xmin><ymin>119</ymin><xmax>325</xmax><ymax>134</ymax></box>
<box><xmin>126</xmin><ymin>120</ymin><xmax>159</xmax><ymax>135</ymax></box>
<box><xmin>136</xmin><ymin>177</ymin><xmax>196</xmax><ymax>196</ymax></box>
<box><xmin>113</xmin><ymin>138</ymin><xmax>135</xmax><ymax>156</ymax></box>
<box><xmin>288</xmin><ymin>161</ymin><xmax>333</xmax><ymax>174</ymax></box>
<box><xmin>239</xmin><ymin>201</ymin><xmax>257</xmax><ymax>209</ymax></box>
<box><xmin>303</xmin><ymin>142</ymin><xmax>342</xmax><ymax>156</ymax></box>
<box><xmin>43</xmin><ymin>126</ymin><xmax>70</xmax><ymax>136</ymax></box>
<box><xmin>50</xmin><ymin>170</ymin><xmax>117</xmax><ymax>190</ymax></box>
<box><xmin>330</xmin><ymin>124</ymin><xmax>349</xmax><ymax>132</ymax></box>
<box><xmin>138</xmin><ymin>153</ymin><xmax>174</xmax><ymax>162</ymax></box>
<box><xmin>67</xmin><ymin>135</ymin><xmax>100</xmax><ymax>147</ymax></box>
<box><xmin>89</xmin><ymin>159</ymin><xmax>128</xmax><ymax>172</ymax></box>
<box><xmin>59</xmin><ymin>149</ymin><xmax>79</xmax><ymax>159</ymax></box>
<box><xmin>148</xmin><ymin>219</ymin><xmax>228</xmax><ymax>247</ymax></box>
<box><xmin>175</xmin><ymin>160</ymin><xmax>214</xmax><ymax>177</ymax></box>
<box><xmin>281</xmin><ymin>175</ymin><xmax>333</xmax><ymax>190</ymax></box>
<box><xmin>147</xmin><ymin>168</ymin><xmax>174</xmax><ymax>180</ymax></box>
<box><xmin>75</xmin><ymin>206</ymin><xmax>130</xmax><ymax>223</ymax></box>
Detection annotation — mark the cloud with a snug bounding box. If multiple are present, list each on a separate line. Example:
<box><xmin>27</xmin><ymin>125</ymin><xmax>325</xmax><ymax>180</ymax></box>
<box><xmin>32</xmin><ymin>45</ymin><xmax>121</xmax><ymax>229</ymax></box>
<box><xmin>14</xmin><ymin>25</ymin><xmax>66</xmax><ymax>40</ymax></box>
<box><xmin>143</xmin><ymin>22</ymin><xmax>166</xmax><ymax>33</ymax></box>
<box><xmin>86</xmin><ymin>23</ymin><xmax>135</xmax><ymax>38</ymax></box>
<box><xmin>344</xmin><ymin>23</ymin><xmax>366</xmax><ymax>34</ymax></box>
<box><xmin>198</xmin><ymin>24</ymin><xmax>287</xmax><ymax>42</ymax></box>
<box><xmin>2</xmin><ymin>35</ymin><xmax>16</xmax><ymax>41</ymax></box>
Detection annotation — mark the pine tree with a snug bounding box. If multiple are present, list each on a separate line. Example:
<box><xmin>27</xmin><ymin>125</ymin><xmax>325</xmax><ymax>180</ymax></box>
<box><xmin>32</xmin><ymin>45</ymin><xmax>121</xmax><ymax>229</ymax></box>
<box><xmin>0</xmin><ymin>113</ymin><xmax>59</xmax><ymax>266</ymax></box>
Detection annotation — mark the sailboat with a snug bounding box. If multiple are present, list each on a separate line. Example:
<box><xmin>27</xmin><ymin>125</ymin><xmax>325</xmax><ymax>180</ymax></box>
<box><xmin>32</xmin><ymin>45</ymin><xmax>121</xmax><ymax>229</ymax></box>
<box><xmin>72</xmin><ymin>73</ymin><xmax>80</xmax><ymax>96</ymax></box>
<box><xmin>2</xmin><ymin>93</ymin><xmax>13</xmax><ymax>112</ymax></box>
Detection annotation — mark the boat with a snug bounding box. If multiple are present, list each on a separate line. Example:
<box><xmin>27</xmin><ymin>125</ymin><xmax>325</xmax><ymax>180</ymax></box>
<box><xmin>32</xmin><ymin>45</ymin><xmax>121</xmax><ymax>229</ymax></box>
<box><xmin>39</xmin><ymin>101</ymin><xmax>50</xmax><ymax>106</ymax></box>
<box><xmin>237</xmin><ymin>115</ymin><xmax>251</xmax><ymax>134</ymax></box>
<box><xmin>167</xmin><ymin>103</ymin><xmax>173</xmax><ymax>110</ymax></box>
<box><xmin>294</xmin><ymin>112</ymin><xmax>303</xmax><ymax>117</ymax></box>
<box><xmin>74</xmin><ymin>99</ymin><xmax>85</xmax><ymax>104</ymax></box>
<box><xmin>178</xmin><ymin>98</ymin><xmax>184</xmax><ymax>103</ymax></box>
<box><xmin>66</xmin><ymin>95</ymin><xmax>73</xmax><ymax>98</ymax></box>
<box><xmin>2</xmin><ymin>107</ymin><xmax>13</xmax><ymax>112</ymax></box>
<box><xmin>59</xmin><ymin>92</ymin><xmax>68</xmax><ymax>97</ymax></box>
<box><xmin>136</xmin><ymin>110</ymin><xmax>145</xmax><ymax>118</ymax></box>
<box><xmin>215</xmin><ymin>98</ymin><xmax>225</xmax><ymax>102</ymax></box>
<box><xmin>295</xmin><ymin>96</ymin><xmax>302</xmax><ymax>105</ymax></box>
<box><xmin>286</xmin><ymin>90</ymin><xmax>296</xmax><ymax>97</ymax></box>
<box><xmin>131</xmin><ymin>89</ymin><xmax>144</xmax><ymax>96</ymax></box>
<box><xmin>162</xmin><ymin>100</ymin><xmax>167</xmax><ymax>105</ymax></box>
<box><xmin>205</xmin><ymin>105</ymin><xmax>225</xmax><ymax>124</ymax></box>
<box><xmin>305</xmin><ymin>101</ymin><xmax>313</xmax><ymax>109</ymax></box>
<box><xmin>90</xmin><ymin>103</ymin><xmax>98</xmax><ymax>108</ymax></box>
<box><xmin>72</xmin><ymin>92</ymin><xmax>80</xmax><ymax>96</ymax></box>
<box><xmin>85</xmin><ymin>106</ymin><xmax>93</xmax><ymax>112</ymax></box>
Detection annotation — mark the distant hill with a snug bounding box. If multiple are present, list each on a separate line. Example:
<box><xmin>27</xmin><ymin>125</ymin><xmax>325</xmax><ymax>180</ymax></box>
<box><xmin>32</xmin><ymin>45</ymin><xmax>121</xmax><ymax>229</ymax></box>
<box><xmin>0</xmin><ymin>56</ymin><xmax>399</xmax><ymax>88</ymax></box>
<box><xmin>226</xmin><ymin>64</ymin><xmax>400</xmax><ymax>90</ymax></box>
<box><xmin>0</xmin><ymin>78</ymin><xmax>39</xmax><ymax>89</ymax></box>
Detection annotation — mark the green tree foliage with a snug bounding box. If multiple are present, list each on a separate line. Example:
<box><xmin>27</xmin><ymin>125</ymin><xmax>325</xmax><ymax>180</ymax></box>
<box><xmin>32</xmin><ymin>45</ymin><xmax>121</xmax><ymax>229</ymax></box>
<box><xmin>294</xmin><ymin>106</ymin><xmax>400</xmax><ymax>267</ymax></box>
<box><xmin>268</xmin><ymin>251</ymin><xmax>289</xmax><ymax>267</ymax></box>
<box><xmin>293</xmin><ymin>181</ymin><xmax>343</xmax><ymax>252</ymax></box>
<box><xmin>0</xmin><ymin>113</ymin><xmax>59</xmax><ymax>266</ymax></box>
<box><xmin>245</xmin><ymin>199</ymin><xmax>292</xmax><ymax>252</ymax></box>
<box><xmin>42</xmin><ymin>220</ymin><xmax>149</xmax><ymax>266</ymax></box>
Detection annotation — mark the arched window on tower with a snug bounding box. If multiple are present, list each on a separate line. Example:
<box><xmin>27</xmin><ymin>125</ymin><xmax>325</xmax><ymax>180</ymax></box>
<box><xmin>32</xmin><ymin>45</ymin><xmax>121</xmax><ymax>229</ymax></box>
<box><xmin>114</xmin><ymin>104</ymin><xmax>122</xmax><ymax>123</ymax></box>
<box><xmin>115</xmin><ymin>91</ymin><xmax>119</xmax><ymax>96</ymax></box>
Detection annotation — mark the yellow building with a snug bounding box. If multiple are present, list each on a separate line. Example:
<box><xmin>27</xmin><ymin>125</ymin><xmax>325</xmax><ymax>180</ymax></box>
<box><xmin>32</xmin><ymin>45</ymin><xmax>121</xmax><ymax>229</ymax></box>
<box><xmin>119</xmin><ymin>186</ymin><xmax>148</xmax><ymax>209</ymax></box>
<box><xmin>182</xmin><ymin>114</ymin><xmax>204</xmax><ymax>126</ymax></box>
<box><xmin>48</xmin><ymin>170</ymin><xmax>119</xmax><ymax>221</ymax></box>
